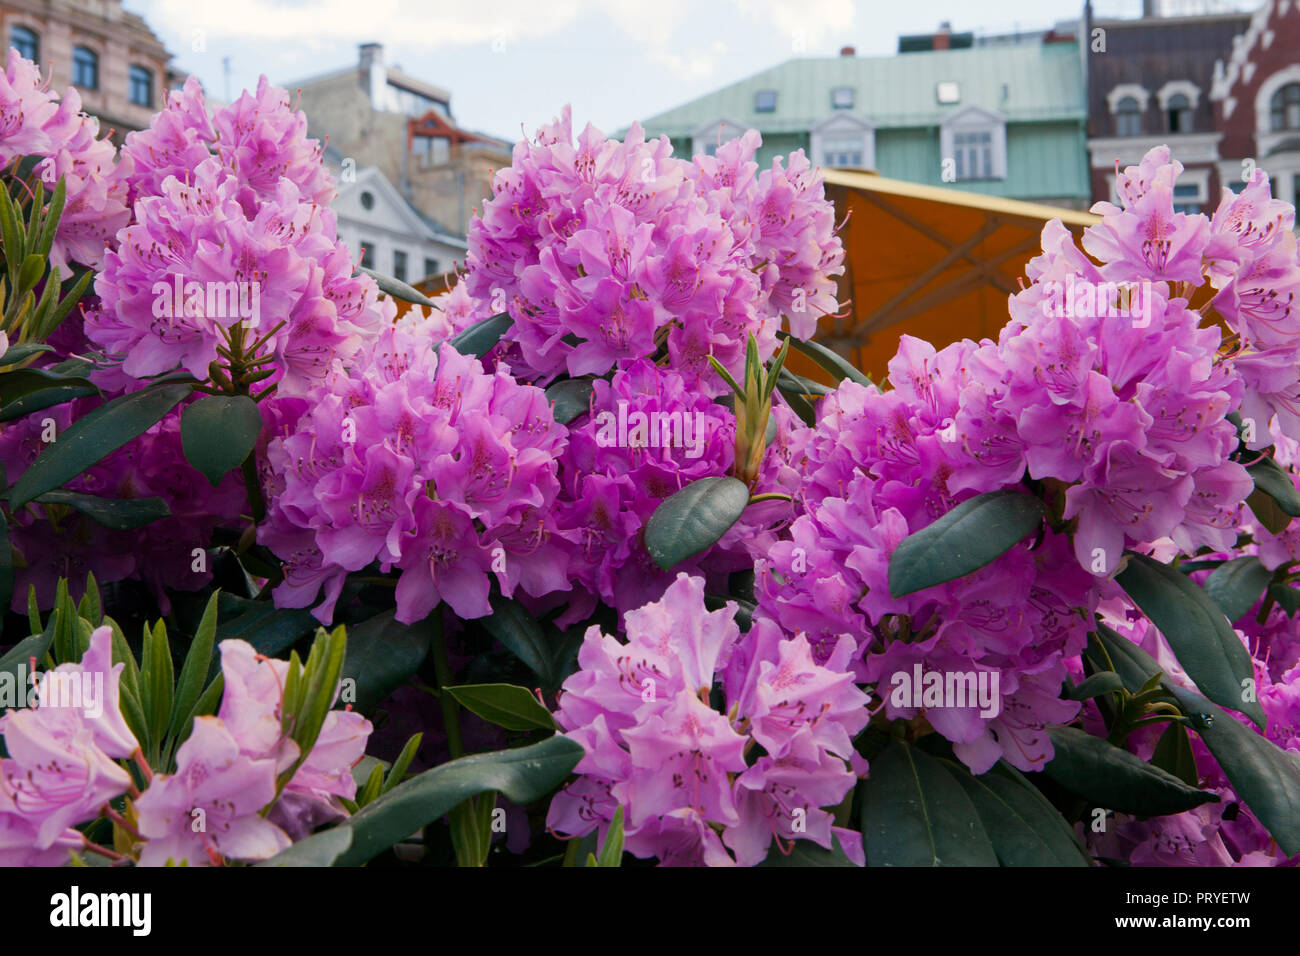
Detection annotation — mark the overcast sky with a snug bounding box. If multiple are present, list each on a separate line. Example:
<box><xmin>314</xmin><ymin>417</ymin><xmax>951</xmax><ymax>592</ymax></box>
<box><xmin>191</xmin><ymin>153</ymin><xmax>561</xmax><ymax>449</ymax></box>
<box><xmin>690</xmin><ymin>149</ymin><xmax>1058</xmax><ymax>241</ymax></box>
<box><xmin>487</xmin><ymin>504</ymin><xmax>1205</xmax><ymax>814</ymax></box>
<box><xmin>126</xmin><ymin>0</ymin><xmax>1253</xmax><ymax>142</ymax></box>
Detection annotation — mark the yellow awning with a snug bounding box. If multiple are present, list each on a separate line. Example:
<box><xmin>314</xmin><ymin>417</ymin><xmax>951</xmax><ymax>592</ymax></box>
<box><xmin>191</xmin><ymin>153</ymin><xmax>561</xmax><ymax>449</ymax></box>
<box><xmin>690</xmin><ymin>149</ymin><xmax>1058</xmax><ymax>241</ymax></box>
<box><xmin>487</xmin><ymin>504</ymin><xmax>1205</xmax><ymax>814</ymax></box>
<box><xmin>806</xmin><ymin>168</ymin><xmax>1100</xmax><ymax>383</ymax></box>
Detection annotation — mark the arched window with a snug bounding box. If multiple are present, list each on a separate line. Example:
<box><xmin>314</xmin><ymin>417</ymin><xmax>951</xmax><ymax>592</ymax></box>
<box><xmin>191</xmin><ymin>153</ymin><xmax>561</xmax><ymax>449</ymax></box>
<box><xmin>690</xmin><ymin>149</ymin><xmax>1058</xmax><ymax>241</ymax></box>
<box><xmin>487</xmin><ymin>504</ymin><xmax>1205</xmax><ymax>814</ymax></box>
<box><xmin>1167</xmin><ymin>93</ymin><xmax>1192</xmax><ymax>133</ymax></box>
<box><xmin>1116</xmin><ymin>96</ymin><xmax>1142</xmax><ymax>137</ymax></box>
<box><xmin>73</xmin><ymin>46</ymin><xmax>98</xmax><ymax>90</ymax></box>
<box><xmin>10</xmin><ymin>26</ymin><xmax>38</xmax><ymax>62</ymax></box>
<box><xmin>1271</xmin><ymin>83</ymin><xmax>1300</xmax><ymax>132</ymax></box>
<box><xmin>128</xmin><ymin>65</ymin><xmax>153</xmax><ymax>107</ymax></box>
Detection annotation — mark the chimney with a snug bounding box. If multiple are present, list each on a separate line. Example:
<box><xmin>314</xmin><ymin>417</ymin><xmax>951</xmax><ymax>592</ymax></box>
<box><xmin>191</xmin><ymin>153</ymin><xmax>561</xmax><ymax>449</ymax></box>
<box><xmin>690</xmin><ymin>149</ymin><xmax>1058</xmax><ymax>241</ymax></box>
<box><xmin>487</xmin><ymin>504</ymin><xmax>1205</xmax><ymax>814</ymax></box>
<box><xmin>840</xmin><ymin>45</ymin><xmax>856</xmax><ymax>57</ymax></box>
<box><xmin>934</xmin><ymin>21</ymin><xmax>951</xmax><ymax>51</ymax></box>
<box><xmin>1142</xmin><ymin>0</ymin><xmax>1157</xmax><ymax>17</ymax></box>
<box><xmin>359</xmin><ymin>42</ymin><xmax>387</xmax><ymax>110</ymax></box>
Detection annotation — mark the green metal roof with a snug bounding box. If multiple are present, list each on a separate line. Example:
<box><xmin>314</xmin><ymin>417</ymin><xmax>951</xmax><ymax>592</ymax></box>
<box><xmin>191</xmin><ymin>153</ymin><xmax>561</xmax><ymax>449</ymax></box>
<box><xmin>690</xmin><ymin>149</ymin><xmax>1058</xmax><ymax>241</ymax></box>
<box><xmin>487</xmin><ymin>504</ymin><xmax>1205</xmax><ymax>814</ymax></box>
<box><xmin>638</xmin><ymin>41</ymin><xmax>1086</xmax><ymax>136</ymax></box>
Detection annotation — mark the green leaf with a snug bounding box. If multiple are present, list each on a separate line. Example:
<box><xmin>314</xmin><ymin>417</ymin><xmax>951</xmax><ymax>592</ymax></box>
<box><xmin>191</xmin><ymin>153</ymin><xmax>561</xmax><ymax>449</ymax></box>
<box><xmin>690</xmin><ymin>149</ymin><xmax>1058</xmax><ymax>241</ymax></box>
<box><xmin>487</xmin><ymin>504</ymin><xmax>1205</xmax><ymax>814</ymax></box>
<box><xmin>166</xmin><ymin>592</ymin><xmax>220</xmax><ymax>743</ymax></box>
<box><xmin>479</xmin><ymin>595</ymin><xmax>557</xmax><ymax>690</ymax></box>
<box><xmin>1271</xmin><ymin>583</ymin><xmax>1300</xmax><ymax>617</ymax></box>
<box><xmin>33</xmin><ymin>490</ymin><xmax>171</xmax><ymax>530</ymax></box>
<box><xmin>544</xmin><ymin>378</ymin><xmax>594</xmax><ymax>425</ymax></box>
<box><xmin>383</xmin><ymin>733</ymin><xmax>423</xmax><ymax>794</ymax></box>
<box><xmin>258</xmin><ymin>736</ymin><xmax>584</xmax><ymax>867</ymax></box>
<box><xmin>445</xmin><ymin>683</ymin><xmax>556</xmax><ymax>732</ymax></box>
<box><xmin>0</xmin><ymin>367</ymin><xmax>97</xmax><ymax>405</ymax></box>
<box><xmin>0</xmin><ymin>343</ymin><xmax>54</xmax><ymax>366</ymax></box>
<box><xmin>888</xmin><ymin>489</ymin><xmax>1044</xmax><ymax>598</ymax></box>
<box><xmin>254</xmin><ymin>827</ymin><xmax>354</xmax><ymax>867</ymax></box>
<box><xmin>180</xmin><ymin>395</ymin><xmax>262</xmax><ymax>487</ymax></box>
<box><xmin>446</xmin><ymin>312</ymin><xmax>511</xmax><ymax>359</ymax></box>
<box><xmin>861</xmin><ymin>740</ymin><xmax>997</xmax><ymax>866</ymax></box>
<box><xmin>1064</xmin><ymin>671</ymin><xmax>1125</xmax><ymax>701</ymax></box>
<box><xmin>1246</xmin><ymin>456</ymin><xmax>1300</xmax><ymax>517</ymax></box>
<box><xmin>357</xmin><ymin>265</ymin><xmax>437</xmax><ymax>307</ymax></box>
<box><xmin>1150</xmin><ymin>721</ymin><xmax>1199</xmax><ymax>789</ymax></box>
<box><xmin>143</xmin><ymin>620</ymin><xmax>174</xmax><ymax>759</ymax></box>
<box><xmin>777</xmin><ymin>332</ymin><xmax>871</xmax><ymax>387</ymax></box>
<box><xmin>1202</xmin><ymin>556</ymin><xmax>1273</xmax><ymax>623</ymax></box>
<box><xmin>1117</xmin><ymin>552</ymin><xmax>1265</xmax><ymax>729</ymax></box>
<box><xmin>339</xmin><ymin>608</ymin><xmax>431</xmax><ymax>712</ymax></box>
<box><xmin>937</xmin><ymin>757</ymin><xmax>1091</xmax><ymax>866</ymax></box>
<box><xmin>644</xmin><ymin>476</ymin><xmax>750</xmax><ymax>570</ymax></box>
<box><xmin>758</xmin><ymin>832</ymin><xmax>862</xmax><ymax>867</ymax></box>
<box><xmin>1169</xmin><ymin>685</ymin><xmax>1300</xmax><ymax>856</ymax></box>
<box><xmin>0</xmin><ymin>629</ymin><xmax>53</xmax><ymax>706</ymax></box>
<box><xmin>1044</xmin><ymin>727</ymin><xmax>1218</xmax><ymax>815</ymax></box>
<box><xmin>590</xmin><ymin>804</ymin><xmax>625</xmax><ymax>867</ymax></box>
<box><xmin>1085</xmin><ymin>623</ymin><xmax>1165</xmax><ymax>696</ymax></box>
<box><xmin>214</xmin><ymin>596</ymin><xmax>318</xmax><ymax>658</ymax></box>
<box><xmin>10</xmin><ymin>383</ymin><xmax>192</xmax><ymax>508</ymax></box>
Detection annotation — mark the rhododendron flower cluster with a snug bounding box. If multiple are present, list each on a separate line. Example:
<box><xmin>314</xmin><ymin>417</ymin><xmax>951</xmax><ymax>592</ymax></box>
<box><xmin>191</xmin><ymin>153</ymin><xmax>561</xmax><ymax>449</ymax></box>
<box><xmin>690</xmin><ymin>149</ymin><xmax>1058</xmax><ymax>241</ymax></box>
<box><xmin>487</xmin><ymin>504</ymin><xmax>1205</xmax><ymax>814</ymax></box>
<box><xmin>547</xmin><ymin>574</ymin><xmax>868</xmax><ymax>866</ymax></box>
<box><xmin>261</xmin><ymin>316</ymin><xmax>569</xmax><ymax>624</ymax></box>
<box><xmin>0</xmin><ymin>49</ymin><xmax>128</xmax><ymax>271</ymax></box>
<box><xmin>459</xmin><ymin>108</ymin><xmax>843</xmax><ymax>392</ymax></box>
<box><xmin>755</xmin><ymin>342</ymin><xmax>1100</xmax><ymax>774</ymax></box>
<box><xmin>0</xmin><ymin>627</ymin><xmax>370</xmax><ymax>867</ymax></box>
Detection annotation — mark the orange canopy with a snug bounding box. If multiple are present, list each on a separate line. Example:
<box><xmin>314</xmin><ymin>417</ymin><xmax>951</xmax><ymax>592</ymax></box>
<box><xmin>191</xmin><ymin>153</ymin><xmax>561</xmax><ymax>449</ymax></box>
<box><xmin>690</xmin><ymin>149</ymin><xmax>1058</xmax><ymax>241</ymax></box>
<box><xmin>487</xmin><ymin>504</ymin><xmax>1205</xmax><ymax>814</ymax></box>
<box><xmin>806</xmin><ymin>169</ymin><xmax>1100</xmax><ymax>384</ymax></box>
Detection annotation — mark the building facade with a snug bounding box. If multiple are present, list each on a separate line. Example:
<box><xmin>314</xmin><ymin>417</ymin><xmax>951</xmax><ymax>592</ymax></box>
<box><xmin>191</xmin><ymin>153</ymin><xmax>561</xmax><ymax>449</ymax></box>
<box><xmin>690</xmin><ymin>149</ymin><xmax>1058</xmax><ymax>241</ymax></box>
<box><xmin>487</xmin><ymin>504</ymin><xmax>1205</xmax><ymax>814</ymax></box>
<box><xmin>293</xmin><ymin>43</ymin><xmax>513</xmax><ymax>240</ymax></box>
<box><xmin>1211</xmin><ymin>0</ymin><xmax>1300</xmax><ymax>208</ymax></box>
<box><xmin>1</xmin><ymin>0</ymin><xmax>178</xmax><ymax>141</ymax></box>
<box><xmin>637</xmin><ymin>26</ymin><xmax>1093</xmax><ymax>209</ymax></box>
<box><xmin>1084</xmin><ymin>2</ymin><xmax>1253</xmax><ymax>211</ymax></box>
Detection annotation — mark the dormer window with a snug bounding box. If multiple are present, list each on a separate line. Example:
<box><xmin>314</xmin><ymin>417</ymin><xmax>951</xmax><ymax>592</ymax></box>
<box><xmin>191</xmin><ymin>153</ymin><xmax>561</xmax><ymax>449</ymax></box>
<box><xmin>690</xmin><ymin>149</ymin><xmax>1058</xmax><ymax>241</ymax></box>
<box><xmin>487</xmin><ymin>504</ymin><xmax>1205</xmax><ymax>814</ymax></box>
<box><xmin>1272</xmin><ymin>83</ymin><xmax>1300</xmax><ymax>132</ymax></box>
<box><xmin>755</xmin><ymin>90</ymin><xmax>777</xmax><ymax>113</ymax></box>
<box><xmin>1166</xmin><ymin>94</ymin><xmax>1193</xmax><ymax>133</ymax></box>
<box><xmin>831</xmin><ymin>86</ymin><xmax>854</xmax><ymax>109</ymax></box>
<box><xmin>939</xmin><ymin>106</ymin><xmax>1006</xmax><ymax>181</ymax></box>
<box><xmin>1116</xmin><ymin>97</ymin><xmax>1142</xmax><ymax>137</ymax></box>
<box><xmin>936</xmin><ymin>82</ymin><xmax>960</xmax><ymax>105</ymax></box>
<box><xmin>810</xmin><ymin>114</ymin><xmax>875</xmax><ymax>171</ymax></box>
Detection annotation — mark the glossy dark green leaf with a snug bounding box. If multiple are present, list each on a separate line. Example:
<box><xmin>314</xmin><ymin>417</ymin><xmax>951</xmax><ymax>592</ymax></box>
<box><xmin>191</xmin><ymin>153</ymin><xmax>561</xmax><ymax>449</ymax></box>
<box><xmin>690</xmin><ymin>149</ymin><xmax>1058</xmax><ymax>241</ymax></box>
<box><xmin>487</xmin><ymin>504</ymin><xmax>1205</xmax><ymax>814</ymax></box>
<box><xmin>1151</xmin><ymin>721</ymin><xmax>1199</xmax><ymax>789</ymax></box>
<box><xmin>1203</xmin><ymin>556</ymin><xmax>1272</xmax><ymax>623</ymax></box>
<box><xmin>357</xmin><ymin>265</ymin><xmax>437</xmax><ymax>307</ymax></box>
<box><xmin>34</xmin><ymin>490</ymin><xmax>171</xmax><ymax>530</ymax></box>
<box><xmin>1169</xmin><ymin>685</ymin><xmax>1300</xmax><ymax>856</ymax></box>
<box><xmin>167</xmin><ymin>591</ymin><xmax>220</xmax><ymax>743</ymax></box>
<box><xmin>259</xmin><ymin>735</ymin><xmax>584</xmax><ymax>866</ymax></box>
<box><xmin>938</xmin><ymin>757</ymin><xmax>1090</xmax><ymax>866</ymax></box>
<box><xmin>1271</xmin><ymin>583</ymin><xmax>1300</xmax><ymax>617</ymax></box>
<box><xmin>778</xmin><ymin>332</ymin><xmax>871</xmax><ymax>387</ymax></box>
<box><xmin>757</xmin><ymin>832</ymin><xmax>861</xmax><ymax>867</ymax></box>
<box><xmin>0</xmin><ymin>343</ymin><xmax>53</xmax><ymax>366</ymax></box>
<box><xmin>1085</xmin><ymin>623</ymin><xmax>1165</xmax><ymax>696</ymax></box>
<box><xmin>10</xmin><ymin>383</ymin><xmax>192</xmax><ymax>508</ymax></box>
<box><xmin>1246</xmin><ymin>456</ymin><xmax>1300</xmax><ymax>517</ymax></box>
<box><xmin>1118</xmin><ymin>552</ymin><xmax>1265</xmax><ymax>729</ymax></box>
<box><xmin>861</xmin><ymin>740</ymin><xmax>997</xmax><ymax>866</ymax></box>
<box><xmin>446</xmin><ymin>312</ymin><xmax>511</xmax><ymax>359</ymax></box>
<box><xmin>480</xmin><ymin>595</ymin><xmax>556</xmax><ymax>690</ymax></box>
<box><xmin>1044</xmin><ymin>727</ymin><xmax>1217</xmax><ymax>815</ymax></box>
<box><xmin>1246</xmin><ymin>487</ymin><xmax>1291</xmax><ymax>534</ymax></box>
<box><xmin>445</xmin><ymin>683</ymin><xmax>555</xmax><ymax>732</ymax></box>
<box><xmin>1064</xmin><ymin>671</ymin><xmax>1125</xmax><ymax>701</ymax></box>
<box><xmin>889</xmin><ymin>489</ymin><xmax>1044</xmax><ymax>598</ymax></box>
<box><xmin>544</xmin><ymin>378</ymin><xmax>594</xmax><ymax>425</ymax></box>
<box><xmin>0</xmin><ymin>628</ymin><xmax>52</xmax><ymax>706</ymax></box>
<box><xmin>340</xmin><ymin>608</ymin><xmax>432</xmax><ymax>712</ymax></box>
<box><xmin>0</xmin><ymin>367</ymin><xmax>96</xmax><ymax>407</ymax></box>
<box><xmin>645</xmin><ymin>476</ymin><xmax>750</xmax><ymax>570</ymax></box>
<box><xmin>180</xmin><ymin>394</ymin><xmax>263</xmax><ymax>487</ymax></box>
<box><xmin>214</xmin><ymin>596</ymin><xmax>318</xmax><ymax>658</ymax></box>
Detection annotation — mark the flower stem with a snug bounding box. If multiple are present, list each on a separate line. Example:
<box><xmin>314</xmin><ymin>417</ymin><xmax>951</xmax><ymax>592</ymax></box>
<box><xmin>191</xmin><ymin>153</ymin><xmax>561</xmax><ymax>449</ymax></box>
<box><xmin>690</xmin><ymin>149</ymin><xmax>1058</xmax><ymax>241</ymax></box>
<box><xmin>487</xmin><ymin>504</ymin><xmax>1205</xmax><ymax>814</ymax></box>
<box><xmin>431</xmin><ymin>611</ymin><xmax>463</xmax><ymax>759</ymax></box>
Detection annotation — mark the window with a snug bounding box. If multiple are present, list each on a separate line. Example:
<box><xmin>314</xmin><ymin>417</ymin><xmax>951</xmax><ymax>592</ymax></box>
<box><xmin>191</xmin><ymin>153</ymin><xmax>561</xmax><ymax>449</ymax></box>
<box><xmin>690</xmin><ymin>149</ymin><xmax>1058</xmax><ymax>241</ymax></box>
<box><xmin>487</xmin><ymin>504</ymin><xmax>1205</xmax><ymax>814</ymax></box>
<box><xmin>1271</xmin><ymin>83</ymin><xmax>1300</xmax><ymax>132</ymax></box>
<box><xmin>953</xmin><ymin>130</ymin><xmax>993</xmax><ymax>180</ymax></box>
<box><xmin>822</xmin><ymin>136</ymin><xmax>865</xmax><ymax>168</ymax></box>
<box><xmin>831</xmin><ymin>86</ymin><xmax>854</xmax><ymax>110</ymax></box>
<box><xmin>360</xmin><ymin>243</ymin><xmax>374</xmax><ymax>269</ymax></box>
<box><xmin>413</xmin><ymin>135</ymin><xmax>450</xmax><ymax>165</ymax></box>
<box><xmin>424</xmin><ymin>257</ymin><xmax>439</xmax><ymax>277</ymax></box>
<box><xmin>11</xmin><ymin>26</ymin><xmax>38</xmax><ymax>62</ymax></box>
<box><xmin>1166</xmin><ymin>93</ymin><xmax>1192</xmax><ymax>133</ymax></box>
<box><xmin>936</xmin><ymin>81</ymin><xmax>960</xmax><ymax>105</ymax></box>
<box><xmin>73</xmin><ymin>47</ymin><xmax>98</xmax><ymax>90</ymax></box>
<box><xmin>392</xmin><ymin>250</ymin><xmax>407</xmax><ymax>282</ymax></box>
<box><xmin>1172</xmin><ymin>182</ymin><xmax>1201</xmax><ymax>214</ymax></box>
<box><xmin>128</xmin><ymin>65</ymin><xmax>153</xmax><ymax>107</ymax></box>
<box><xmin>1116</xmin><ymin>96</ymin><xmax>1142</xmax><ymax>137</ymax></box>
<box><xmin>359</xmin><ymin>190</ymin><xmax>375</xmax><ymax>211</ymax></box>
<box><xmin>703</xmin><ymin>142</ymin><xmax>720</xmax><ymax>157</ymax></box>
<box><xmin>754</xmin><ymin>90</ymin><xmax>777</xmax><ymax>113</ymax></box>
